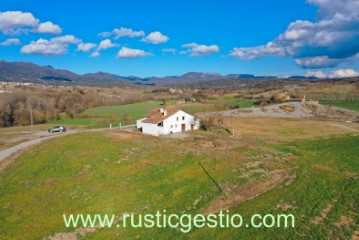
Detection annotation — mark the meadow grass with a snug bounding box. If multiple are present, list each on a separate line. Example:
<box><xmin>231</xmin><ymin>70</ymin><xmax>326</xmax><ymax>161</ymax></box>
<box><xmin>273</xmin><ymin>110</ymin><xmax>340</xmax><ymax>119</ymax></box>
<box><xmin>48</xmin><ymin>101</ymin><xmax>163</xmax><ymax>128</ymax></box>
<box><xmin>206</xmin><ymin>95</ymin><xmax>255</xmax><ymax>108</ymax></box>
<box><xmin>0</xmin><ymin>117</ymin><xmax>358</xmax><ymax>239</ymax></box>
<box><xmin>321</xmin><ymin>101</ymin><xmax>359</xmax><ymax>112</ymax></box>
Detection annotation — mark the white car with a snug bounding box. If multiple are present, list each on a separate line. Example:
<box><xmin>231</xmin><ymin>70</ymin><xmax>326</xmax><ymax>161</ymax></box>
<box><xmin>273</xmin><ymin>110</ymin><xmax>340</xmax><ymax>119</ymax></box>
<box><xmin>48</xmin><ymin>126</ymin><xmax>67</xmax><ymax>133</ymax></box>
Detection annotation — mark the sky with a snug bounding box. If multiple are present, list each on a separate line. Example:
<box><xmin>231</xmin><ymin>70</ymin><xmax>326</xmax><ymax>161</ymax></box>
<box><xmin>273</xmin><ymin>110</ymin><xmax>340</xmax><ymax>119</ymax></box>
<box><xmin>1</xmin><ymin>0</ymin><xmax>359</xmax><ymax>78</ymax></box>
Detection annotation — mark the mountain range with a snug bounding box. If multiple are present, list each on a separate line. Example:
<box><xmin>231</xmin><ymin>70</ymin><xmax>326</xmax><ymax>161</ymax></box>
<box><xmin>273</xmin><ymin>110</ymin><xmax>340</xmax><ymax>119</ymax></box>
<box><xmin>2</xmin><ymin>60</ymin><xmax>321</xmax><ymax>86</ymax></box>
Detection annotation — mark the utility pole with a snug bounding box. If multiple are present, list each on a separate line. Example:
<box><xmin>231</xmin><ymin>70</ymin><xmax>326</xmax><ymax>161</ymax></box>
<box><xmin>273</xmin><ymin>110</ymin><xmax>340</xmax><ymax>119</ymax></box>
<box><xmin>230</xmin><ymin>115</ymin><xmax>235</xmax><ymax>137</ymax></box>
<box><xmin>29</xmin><ymin>102</ymin><xmax>34</xmax><ymax>132</ymax></box>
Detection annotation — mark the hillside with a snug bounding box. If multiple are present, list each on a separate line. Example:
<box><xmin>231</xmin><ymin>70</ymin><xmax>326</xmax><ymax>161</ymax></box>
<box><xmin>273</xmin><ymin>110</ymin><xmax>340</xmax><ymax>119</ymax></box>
<box><xmin>0</xmin><ymin>119</ymin><xmax>358</xmax><ymax>239</ymax></box>
<box><xmin>0</xmin><ymin>60</ymin><xmax>319</xmax><ymax>86</ymax></box>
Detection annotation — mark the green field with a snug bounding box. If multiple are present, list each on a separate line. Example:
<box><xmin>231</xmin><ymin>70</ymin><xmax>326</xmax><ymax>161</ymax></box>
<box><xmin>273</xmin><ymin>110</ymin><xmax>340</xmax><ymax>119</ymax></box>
<box><xmin>321</xmin><ymin>101</ymin><xmax>359</xmax><ymax>112</ymax></box>
<box><xmin>206</xmin><ymin>96</ymin><xmax>255</xmax><ymax>108</ymax></box>
<box><xmin>48</xmin><ymin>101</ymin><xmax>163</xmax><ymax>128</ymax></box>
<box><xmin>47</xmin><ymin>98</ymin><xmax>255</xmax><ymax>129</ymax></box>
<box><xmin>0</xmin><ymin>119</ymin><xmax>357</xmax><ymax>239</ymax></box>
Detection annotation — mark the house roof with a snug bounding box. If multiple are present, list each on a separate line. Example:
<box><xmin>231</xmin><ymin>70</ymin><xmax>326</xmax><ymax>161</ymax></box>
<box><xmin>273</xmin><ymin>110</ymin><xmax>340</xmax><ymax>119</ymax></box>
<box><xmin>142</xmin><ymin>108</ymin><xmax>180</xmax><ymax>124</ymax></box>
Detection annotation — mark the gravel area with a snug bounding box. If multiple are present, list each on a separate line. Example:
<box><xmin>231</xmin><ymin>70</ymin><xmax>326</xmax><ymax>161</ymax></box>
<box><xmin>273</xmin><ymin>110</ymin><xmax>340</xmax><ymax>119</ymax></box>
<box><xmin>222</xmin><ymin>102</ymin><xmax>359</xmax><ymax>121</ymax></box>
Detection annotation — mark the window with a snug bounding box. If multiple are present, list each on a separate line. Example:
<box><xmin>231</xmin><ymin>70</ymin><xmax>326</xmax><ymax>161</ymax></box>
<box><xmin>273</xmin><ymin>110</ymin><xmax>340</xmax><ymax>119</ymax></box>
<box><xmin>182</xmin><ymin>116</ymin><xmax>185</xmax><ymax>120</ymax></box>
<box><xmin>176</xmin><ymin>117</ymin><xmax>179</xmax><ymax>121</ymax></box>
<box><xmin>175</xmin><ymin>124</ymin><xmax>177</xmax><ymax>128</ymax></box>
<box><xmin>171</xmin><ymin>125</ymin><xmax>173</xmax><ymax>128</ymax></box>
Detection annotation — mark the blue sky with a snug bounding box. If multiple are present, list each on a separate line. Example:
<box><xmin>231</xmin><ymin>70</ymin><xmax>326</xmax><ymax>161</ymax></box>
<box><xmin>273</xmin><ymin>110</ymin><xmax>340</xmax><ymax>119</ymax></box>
<box><xmin>1</xmin><ymin>0</ymin><xmax>359</xmax><ymax>78</ymax></box>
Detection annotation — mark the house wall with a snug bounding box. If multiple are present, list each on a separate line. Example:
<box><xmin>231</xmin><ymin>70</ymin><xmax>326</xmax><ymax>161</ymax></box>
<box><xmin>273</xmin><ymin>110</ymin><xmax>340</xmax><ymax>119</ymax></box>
<box><xmin>141</xmin><ymin>122</ymin><xmax>162</xmax><ymax>136</ymax></box>
<box><xmin>162</xmin><ymin>110</ymin><xmax>200</xmax><ymax>135</ymax></box>
<box><xmin>136</xmin><ymin>118</ymin><xmax>146</xmax><ymax>129</ymax></box>
<box><xmin>137</xmin><ymin>110</ymin><xmax>200</xmax><ymax>136</ymax></box>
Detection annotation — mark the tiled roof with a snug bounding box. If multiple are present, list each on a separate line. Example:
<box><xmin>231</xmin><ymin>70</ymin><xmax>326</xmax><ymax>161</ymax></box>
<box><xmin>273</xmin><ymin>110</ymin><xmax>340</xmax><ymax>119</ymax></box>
<box><xmin>142</xmin><ymin>108</ymin><xmax>179</xmax><ymax>124</ymax></box>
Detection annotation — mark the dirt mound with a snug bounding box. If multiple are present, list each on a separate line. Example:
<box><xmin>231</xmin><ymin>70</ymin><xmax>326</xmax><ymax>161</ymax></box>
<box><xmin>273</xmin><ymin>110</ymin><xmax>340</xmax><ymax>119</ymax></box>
<box><xmin>202</xmin><ymin>170</ymin><xmax>291</xmax><ymax>215</ymax></box>
<box><xmin>224</xmin><ymin>102</ymin><xmax>359</xmax><ymax>121</ymax></box>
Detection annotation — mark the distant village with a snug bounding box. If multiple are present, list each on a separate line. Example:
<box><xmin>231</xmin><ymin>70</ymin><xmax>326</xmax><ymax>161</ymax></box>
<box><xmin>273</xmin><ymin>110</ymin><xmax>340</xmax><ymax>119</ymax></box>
<box><xmin>0</xmin><ymin>81</ymin><xmax>35</xmax><ymax>88</ymax></box>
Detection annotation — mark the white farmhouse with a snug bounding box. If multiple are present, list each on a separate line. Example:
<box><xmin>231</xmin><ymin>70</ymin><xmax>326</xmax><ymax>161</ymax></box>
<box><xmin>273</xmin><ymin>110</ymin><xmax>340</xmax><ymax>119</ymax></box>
<box><xmin>136</xmin><ymin>108</ymin><xmax>200</xmax><ymax>136</ymax></box>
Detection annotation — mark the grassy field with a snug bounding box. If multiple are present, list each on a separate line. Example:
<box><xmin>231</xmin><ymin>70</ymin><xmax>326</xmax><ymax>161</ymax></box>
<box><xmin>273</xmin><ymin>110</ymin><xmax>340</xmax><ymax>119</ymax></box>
<box><xmin>321</xmin><ymin>101</ymin><xmax>359</xmax><ymax>112</ymax></box>
<box><xmin>0</xmin><ymin>96</ymin><xmax>255</xmax><ymax>133</ymax></box>
<box><xmin>205</xmin><ymin>95</ymin><xmax>255</xmax><ymax>108</ymax></box>
<box><xmin>47</xmin><ymin>98</ymin><xmax>255</xmax><ymax>129</ymax></box>
<box><xmin>47</xmin><ymin>101</ymin><xmax>163</xmax><ymax>128</ymax></box>
<box><xmin>0</xmin><ymin>117</ymin><xmax>358</xmax><ymax>239</ymax></box>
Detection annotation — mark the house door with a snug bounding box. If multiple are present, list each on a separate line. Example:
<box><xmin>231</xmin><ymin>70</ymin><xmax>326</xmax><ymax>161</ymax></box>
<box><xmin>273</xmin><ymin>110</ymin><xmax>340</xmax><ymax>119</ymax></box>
<box><xmin>181</xmin><ymin>124</ymin><xmax>186</xmax><ymax>132</ymax></box>
<box><xmin>191</xmin><ymin>124</ymin><xmax>194</xmax><ymax>130</ymax></box>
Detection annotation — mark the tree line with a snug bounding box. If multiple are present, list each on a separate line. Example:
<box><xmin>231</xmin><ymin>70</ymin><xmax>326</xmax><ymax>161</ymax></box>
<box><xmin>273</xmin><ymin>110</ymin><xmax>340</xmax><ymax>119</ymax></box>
<box><xmin>0</xmin><ymin>87</ymin><xmax>150</xmax><ymax>128</ymax></box>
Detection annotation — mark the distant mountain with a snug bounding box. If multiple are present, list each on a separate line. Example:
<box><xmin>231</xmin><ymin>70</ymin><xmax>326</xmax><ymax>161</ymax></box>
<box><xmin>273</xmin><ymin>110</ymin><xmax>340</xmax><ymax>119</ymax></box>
<box><xmin>77</xmin><ymin>72</ymin><xmax>127</xmax><ymax>84</ymax></box>
<box><xmin>0</xmin><ymin>61</ymin><xmax>137</xmax><ymax>85</ymax></box>
<box><xmin>0</xmin><ymin>61</ymin><xmax>79</xmax><ymax>83</ymax></box>
<box><xmin>0</xmin><ymin>60</ymin><xmax>280</xmax><ymax>86</ymax></box>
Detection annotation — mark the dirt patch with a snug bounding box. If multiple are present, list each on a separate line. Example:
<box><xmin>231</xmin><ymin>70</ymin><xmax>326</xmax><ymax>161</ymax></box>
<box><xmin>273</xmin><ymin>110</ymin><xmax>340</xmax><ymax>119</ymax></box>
<box><xmin>212</xmin><ymin>139</ymin><xmax>242</xmax><ymax>150</ymax></box>
<box><xmin>344</xmin><ymin>171</ymin><xmax>358</xmax><ymax>179</ymax></box>
<box><xmin>280</xmin><ymin>105</ymin><xmax>295</xmax><ymax>113</ymax></box>
<box><xmin>335</xmin><ymin>215</ymin><xmax>356</xmax><ymax>227</ymax></box>
<box><xmin>238</xmin><ymin>169</ymin><xmax>266</xmax><ymax>179</ymax></box>
<box><xmin>48</xmin><ymin>227</ymin><xmax>96</xmax><ymax>240</ymax></box>
<box><xmin>197</xmin><ymin>141</ymin><xmax>216</xmax><ymax>149</ymax></box>
<box><xmin>202</xmin><ymin>170</ymin><xmax>291</xmax><ymax>215</ymax></box>
<box><xmin>196</xmin><ymin>139</ymin><xmax>242</xmax><ymax>151</ymax></box>
<box><xmin>108</xmin><ymin>131</ymin><xmax>140</xmax><ymax>140</ymax></box>
<box><xmin>275</xmin><ymin>203</ymin><xmax>297</xmax><ymax>211</ymax></box>
<box><xmin>43</xmin><ymin>178</ymin><xmax>58</xmax><ymax>186</ymax></box>
<box><xmin>311</xmin><ymin>198</ymin><xmax>337</xmax><ymax>225</ymax></box>
<box><xmin>352</xmin><ymin>230</ymin><xmax>359</xmax><ymax>240</ymax></box>
<box><xmin>313</xmin><ymin>164</ymin><xmax>334</xmax><ymax>173</ymax></box>
<box><xmin>222</xmin><ymin>102</ymin><xmax>359</xmax><ymax>121</ymax></box>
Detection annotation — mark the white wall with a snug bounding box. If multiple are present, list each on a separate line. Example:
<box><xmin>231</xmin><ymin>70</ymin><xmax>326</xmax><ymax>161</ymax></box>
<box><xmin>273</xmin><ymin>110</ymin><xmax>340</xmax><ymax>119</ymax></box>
<box><xmin>141</xmin><ymin>122</ymin><xmax>162</xmax><ymax>136</ymax></box>
<box><xmin>136</xmin><ymin>118</ymin><xmax>146</xmax><ymax>129</ymax></box>
<box><xmin>162</xmin><ymin>110</ymin><xmax>199</xmax><ymax>134</ymax></box>
<box><xmin>138</xmin><ymin>110</ymin><xmax>200</xmax><ymax>136</ymax></box>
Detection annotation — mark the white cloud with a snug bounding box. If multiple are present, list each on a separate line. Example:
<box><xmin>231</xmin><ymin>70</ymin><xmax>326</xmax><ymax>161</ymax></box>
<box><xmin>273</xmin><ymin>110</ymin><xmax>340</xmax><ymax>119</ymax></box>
<box><xmin>77</xmin><ymin>42</ymin><xmax>97</xmax><ymax>52</ymax></box>
<box><xmin>182</xmin><ymin>43</ymin><xmax>220</xmax><ymax>56</ymax></box>
<box><xmin>51</xmin><ymin>35</ymin><xmax>81</xmax><ymax>44</ymax></box>
<box><xmin>34</xmin><ymin>21</ymin><xmax>62</xmax><ymax>34</ymax></box>
<box><xmin>142</xmin><ymin>31</ymin><xmax>169</xmax><ymax>44</ymax></box>
<box><xmin>1</xmin><ymin>38</ymin><xmax>20</xmax><ymax>46</ymax></box>
<box><xmin>98</xmin><ymin>27</ymin><xmax>145</xmax><ymax>39</ymax></box>
<box><xmin>0</xmin><ymin>11</ymin><xmax>38</xmax><ymax>34</ymax></box>
<box><xmin>162</xmin><ymin>48</ymin><xmax>176</xmax><ymax>54</ymax></box>
<box><xmin>98</xmin><ymin>31</ymin><xmax>111</xmax><ymax>38</ymax></box>
<box><xmin>0</xmin><ymin>11</ymin><xmax>62</xmax><ymax>35</ymax></box>
<box><xmin>305</xmin><ymin>68</ymin><xmax>359</xmax><ymax>78</ymax></box>
<box><xmin>328</xmin><ymin>69</ymin><xmax>359</xmax><ymax>78</ymax></box>
<box><xmin>230</xmin><ymin>42</ymin><xmax>284</xmax><ymax>60</ymax></box>
<box><xmin>20</xmin><ymin>38</ymin><xmax>67</xmax><ymax>56</ymax></box>
<box><xmin>20</xmin><ymin>35</ymin><xmax>81</xmax><ymax>56</ymax></box>
<box><xmin>230</xmin><ymin>0</ymin><xmax>359</xmax><ymax>68</ymax></box>
<box><xmin>117</xmin><ymin>47</ymin><xmax>151</xmax><ymax>58</ymax></box>
<box><xmin>90</xmin><ymin>51</ymin><xmax>100</xmax><ymax>58</ymax></box>
<box><xmin>97</xmin><ymin>39</ymin><xmax>118</xmax><ymax>51</ymax></box>
<box><xmin>113</xmin><ymin>27</ymin><xmax>144</xmax><ymax>39</ymax></box>
<box><xmin>305</xmin><ymin>70</ymin><xmax>327</xmax><ymax>78</ymax></box>
<box><xmin>294</xmin><ymin>56</ymin><xmax>344</xmax><ymax>68</ymax></box>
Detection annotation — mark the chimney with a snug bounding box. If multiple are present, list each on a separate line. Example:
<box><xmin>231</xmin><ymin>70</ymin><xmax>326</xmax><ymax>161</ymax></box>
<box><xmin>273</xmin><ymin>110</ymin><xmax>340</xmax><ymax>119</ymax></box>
<box><xmin>159</xmin><ymin>108</ymin><xmax>164</xmax><ymax>113</ymax></box>
<box><xmin>163</xmin><ymin>110</ymin><xmax>167</xmax><ymax>116</ymax></box>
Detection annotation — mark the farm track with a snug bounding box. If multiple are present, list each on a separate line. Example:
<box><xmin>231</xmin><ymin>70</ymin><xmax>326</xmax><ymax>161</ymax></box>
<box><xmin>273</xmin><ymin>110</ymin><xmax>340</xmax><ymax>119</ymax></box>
<box><xmin>0</xmin><ymin>125</ymin><xmax>135</xmax><ymax>163</ymax></box>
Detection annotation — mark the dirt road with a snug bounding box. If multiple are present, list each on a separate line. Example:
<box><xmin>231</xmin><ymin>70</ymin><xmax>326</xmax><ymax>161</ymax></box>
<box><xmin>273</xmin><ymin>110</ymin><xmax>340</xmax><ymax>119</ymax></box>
<box><xmin>0</xmin><ymin>130</ymin><xmax>81</xmax><ymax>163</ymax></box>
<box><xmin>0</xmin><ymin>125</ymin><xmax>135</xmax><ymax>163</ymax></box>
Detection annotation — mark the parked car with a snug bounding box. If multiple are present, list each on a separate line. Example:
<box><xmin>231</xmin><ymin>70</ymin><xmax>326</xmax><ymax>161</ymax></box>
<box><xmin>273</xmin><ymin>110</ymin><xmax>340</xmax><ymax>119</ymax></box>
<box><xmin>48</xmin><ymin>126</ymin><xmax>66</xmax><ymax>133</ymax></box>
